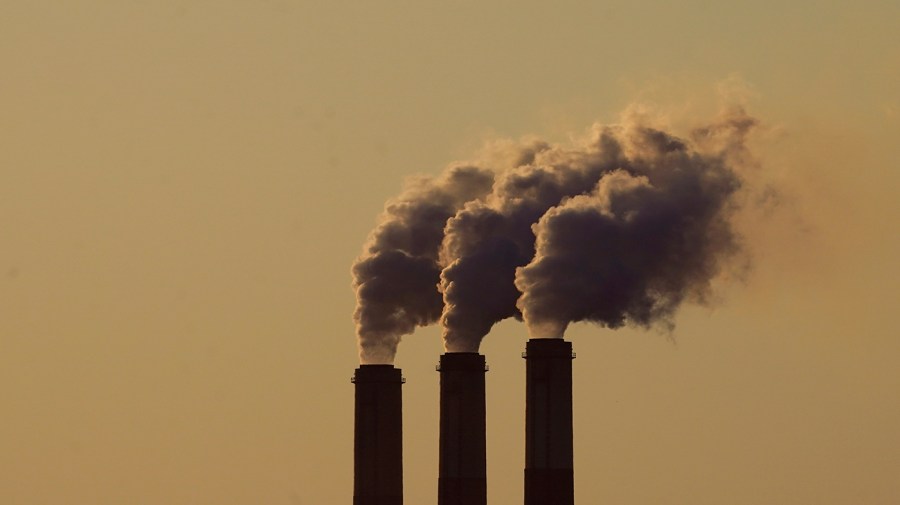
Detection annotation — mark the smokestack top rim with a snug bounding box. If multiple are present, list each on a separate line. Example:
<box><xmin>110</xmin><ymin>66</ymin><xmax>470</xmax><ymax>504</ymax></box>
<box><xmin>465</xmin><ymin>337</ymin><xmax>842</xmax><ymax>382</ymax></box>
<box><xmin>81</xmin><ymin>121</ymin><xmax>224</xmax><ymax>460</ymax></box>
<box><xmin>524</xmin><ymin>338</ymin><xmax>574</xmax><ymax>359</ymax></box>
<box><xmin>352</xmin><ymin>364</ymin><xmax>405</xmax><ymax>383</ymax></box>
<box><xmin>437</xmin><ymin>352</ymin><xmax>487</xmax><ymax>372</ymax></box>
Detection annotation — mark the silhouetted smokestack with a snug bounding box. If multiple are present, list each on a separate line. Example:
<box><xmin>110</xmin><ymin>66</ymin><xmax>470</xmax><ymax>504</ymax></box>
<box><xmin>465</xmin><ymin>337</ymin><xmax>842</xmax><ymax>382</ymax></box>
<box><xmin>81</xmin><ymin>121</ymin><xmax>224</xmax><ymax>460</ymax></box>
<box><xmin>524</xmin><ymin>339</ymin><xmax>574</xmax><ymax>505</ymax></box>
<box><xmin>353</xmin><ymin>365</ymin><xmax>404</xmax><ymax>505</ymax></box>
<box><xmin>437</xmin><ymin>353</ymin><xmax>487</xmax><ymax>505</ymax></box>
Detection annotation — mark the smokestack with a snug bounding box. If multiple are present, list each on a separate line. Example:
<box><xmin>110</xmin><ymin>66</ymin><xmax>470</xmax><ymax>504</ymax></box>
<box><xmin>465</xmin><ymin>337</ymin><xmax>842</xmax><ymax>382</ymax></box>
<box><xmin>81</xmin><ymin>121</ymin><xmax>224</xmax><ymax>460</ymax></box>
<box><xmin>353</xmin><ymin>365</ymin><xmax>404</xmax><ymax>505</ymax></box>
<box><xmin>523</xmin><ymin>339</ymin><xmax>574</xmax><ymax>505</ymax></box>
<box><xmin>437</xmin><ymin>352</ymin><xmax>488</xmax><ymax>505</ymax></box>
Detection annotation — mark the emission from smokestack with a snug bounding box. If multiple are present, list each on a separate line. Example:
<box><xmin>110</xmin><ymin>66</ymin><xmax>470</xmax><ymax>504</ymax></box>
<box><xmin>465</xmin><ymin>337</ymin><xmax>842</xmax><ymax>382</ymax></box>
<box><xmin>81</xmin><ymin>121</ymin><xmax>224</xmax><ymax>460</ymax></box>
<box><xmin>523</xmin><ymin>339</ymin><xmax>574</xmax><ymax>505</ymax></box>
<box><xmin>437</xmin><ymin>353</ymin><xmax>488</xmax><ymax>505</ymax></box>
<box><xmin>354</xmin><ymin>107</ymin><xmax>759</xmax><ymax>363</ymax></box>
<box><xmin>352</xmin><ymin>365</ymin><xmax>405</xmax><ymax>505</ymax></box>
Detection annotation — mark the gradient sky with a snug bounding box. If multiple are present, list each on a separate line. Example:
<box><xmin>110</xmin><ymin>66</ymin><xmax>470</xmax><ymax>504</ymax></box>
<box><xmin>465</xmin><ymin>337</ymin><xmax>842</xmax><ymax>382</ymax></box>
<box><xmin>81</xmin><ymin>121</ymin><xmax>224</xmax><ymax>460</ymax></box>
<box><xmin>2</xmin><ymin>1</ymin><xmax>898</xmax><ymax>504</ymax></box>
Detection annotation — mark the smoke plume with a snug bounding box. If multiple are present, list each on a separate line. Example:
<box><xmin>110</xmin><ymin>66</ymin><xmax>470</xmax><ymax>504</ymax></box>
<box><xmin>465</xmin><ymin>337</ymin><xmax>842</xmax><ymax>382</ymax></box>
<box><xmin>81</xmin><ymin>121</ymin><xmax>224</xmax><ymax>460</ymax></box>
<box><xmin>353</xmin><ymin>107</ymin><xmax>757</xmax><ymax>361</ymax></box>
<box><xmin>352</xmin><ymin>166</ymin><xmax>494</xmax><ymax>363</ymax></box>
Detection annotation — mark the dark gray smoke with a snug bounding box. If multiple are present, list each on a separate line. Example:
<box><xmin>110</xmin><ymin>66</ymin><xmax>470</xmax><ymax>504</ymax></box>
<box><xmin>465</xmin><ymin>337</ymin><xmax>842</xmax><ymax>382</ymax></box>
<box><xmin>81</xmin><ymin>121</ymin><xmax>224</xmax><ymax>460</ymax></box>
<box><xmin>439</xmin><ymin>128</ymin><xmax>627</xmax><ymax>351</ymax></box>
<box><xmin>441</xmin><ymin>110</ymin><xmax>755</xmax><ymax>350</ymax></box>
<box><xmin>353</xmin><ymin>108</ymin><xmax>757</xmax><ymax>361</ymax></box>
<box><xmin>514</xmin><ymin>152</ymin><xmax>742</xmax><ymax>338</ymax></box>
<box><xmin>352</xmin><ymin>166</ymin><xmax>494</xmax><ymax>363</ymax></box>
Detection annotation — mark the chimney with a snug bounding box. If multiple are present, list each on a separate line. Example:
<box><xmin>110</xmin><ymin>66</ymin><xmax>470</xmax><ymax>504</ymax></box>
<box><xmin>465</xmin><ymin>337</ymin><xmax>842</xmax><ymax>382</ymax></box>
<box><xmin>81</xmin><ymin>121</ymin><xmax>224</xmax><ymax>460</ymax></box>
<box><xmin>523</xmin><ymin>339</ymin><xmax>575</xmax><ymax>505</ymax></box>
<box><xmin>353</xmin><ymin>365</ymin><xmax>404</xmax><ymax>505</ymax></box>
<box><xmin>437</xmin><ymin>352</ymin><xmax>488</xmax><ymax>505</ymax></box>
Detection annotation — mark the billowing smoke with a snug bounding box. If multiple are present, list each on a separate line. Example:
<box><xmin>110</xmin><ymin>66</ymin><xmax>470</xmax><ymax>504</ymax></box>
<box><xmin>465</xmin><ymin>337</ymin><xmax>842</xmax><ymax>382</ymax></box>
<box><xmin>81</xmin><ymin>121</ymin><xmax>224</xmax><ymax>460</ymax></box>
<box><xmin>514</xmin><ymin>135</ymin><xmax>744</xmax><ymax>338</ymax></box>
<box><xmin>439</xmin><ymin>129</ymin><xmax>625</xmax><ymax>351</ymax></box>
<box><xmin>352</xmin><ymin>166</ymin><xmax>494</xmax><ymax>363</ymax></box>
<box><xmin>353</xmin><ymin>107</ymin><xmax>757</xmax><ymax>361</ymax></box>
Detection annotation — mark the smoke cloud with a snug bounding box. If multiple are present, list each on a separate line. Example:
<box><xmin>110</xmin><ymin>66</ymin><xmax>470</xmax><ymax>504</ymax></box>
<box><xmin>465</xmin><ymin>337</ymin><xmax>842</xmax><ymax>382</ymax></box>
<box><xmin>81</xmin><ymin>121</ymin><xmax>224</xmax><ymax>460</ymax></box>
<box><xmin>352</xmin><ymin>166</ymin><xmax>494</xmax><ymax>363</ymax></box>
<box><xmin>353</xmin><ymin>107</ymin><xmax>758</xmax><ymax>362</ymax></box>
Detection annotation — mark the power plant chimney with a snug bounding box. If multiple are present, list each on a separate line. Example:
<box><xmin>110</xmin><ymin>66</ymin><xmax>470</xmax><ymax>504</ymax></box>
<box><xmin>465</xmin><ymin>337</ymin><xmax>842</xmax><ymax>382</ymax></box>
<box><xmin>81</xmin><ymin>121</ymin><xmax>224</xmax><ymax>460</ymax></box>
<box><xmin>523</xmin><ymin>339</ymin><xmax>575</xmax><ymax>505</ymax></box>
<box><xmin>437</xmin><ymin>352</ymin><xmax>488</xmax><ymax>505</ymax></box>
<box><xmin>352</xmin><ymin>365</ymin><xmax>404</xmax><ymax>505</ymax></box>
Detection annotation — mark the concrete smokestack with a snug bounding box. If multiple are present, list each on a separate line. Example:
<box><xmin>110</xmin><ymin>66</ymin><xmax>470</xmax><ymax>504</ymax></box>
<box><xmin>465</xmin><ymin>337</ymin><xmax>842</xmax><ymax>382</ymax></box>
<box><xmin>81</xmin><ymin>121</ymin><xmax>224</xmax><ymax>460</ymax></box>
<box><xmin>523</xmin><ymin>339</ymin><xmax>574</xmax><ymax>505</ymax></box>
<box><xmin>353</xmin><ymin>365</ymin><xmax>404</xmax><ymax>505</ymax></box>
<box><xmin>437</xmin><ymin>352</ymin><xmax>487</xmax><ymax>505</ymax></box>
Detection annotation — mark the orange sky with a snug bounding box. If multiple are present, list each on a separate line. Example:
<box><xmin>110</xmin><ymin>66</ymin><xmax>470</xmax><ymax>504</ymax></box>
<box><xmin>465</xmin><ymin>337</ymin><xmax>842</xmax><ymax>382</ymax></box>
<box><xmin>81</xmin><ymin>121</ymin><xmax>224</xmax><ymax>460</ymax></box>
<box><xmin>1</xmin><ymin>1</ymin><xmax>898</xmax><ymax>504</ymax></box>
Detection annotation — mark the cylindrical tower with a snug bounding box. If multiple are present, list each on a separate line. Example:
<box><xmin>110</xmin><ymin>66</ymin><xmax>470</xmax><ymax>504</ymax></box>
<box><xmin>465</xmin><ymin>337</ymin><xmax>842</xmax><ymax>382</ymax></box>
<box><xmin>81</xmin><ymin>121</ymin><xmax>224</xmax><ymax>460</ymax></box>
<box><xmin>353</xmin><ymin>365</ymin><xmax>404</xmax><ymax>505</ymax></box>
<box><xmin>523</xmin><ymin>339</ymin><xmax>575</xmax><ymax>505</ymax></box>
<box><xmin>437</xmin><ymin>352</ymin><xmax>488</xmax><ymax>505</ymax></box>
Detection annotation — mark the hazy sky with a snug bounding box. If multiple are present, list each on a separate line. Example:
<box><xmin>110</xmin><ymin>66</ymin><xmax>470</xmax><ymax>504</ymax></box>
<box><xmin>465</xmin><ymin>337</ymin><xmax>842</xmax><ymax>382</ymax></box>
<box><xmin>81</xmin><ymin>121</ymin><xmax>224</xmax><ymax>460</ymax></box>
<box><xmin>2</xmin><ymin>1</ymin><xmax>898</xmax><ymax>504</ymax></box>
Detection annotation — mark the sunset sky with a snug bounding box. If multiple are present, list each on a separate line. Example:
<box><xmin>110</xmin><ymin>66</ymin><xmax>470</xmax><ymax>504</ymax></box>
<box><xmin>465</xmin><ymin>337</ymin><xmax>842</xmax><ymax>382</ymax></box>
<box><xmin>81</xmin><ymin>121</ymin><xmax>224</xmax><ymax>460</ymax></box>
<box><xmin>2</xmin><ymin>1</ymin><xmax>898</xmax><ymax>504</ymax></box>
